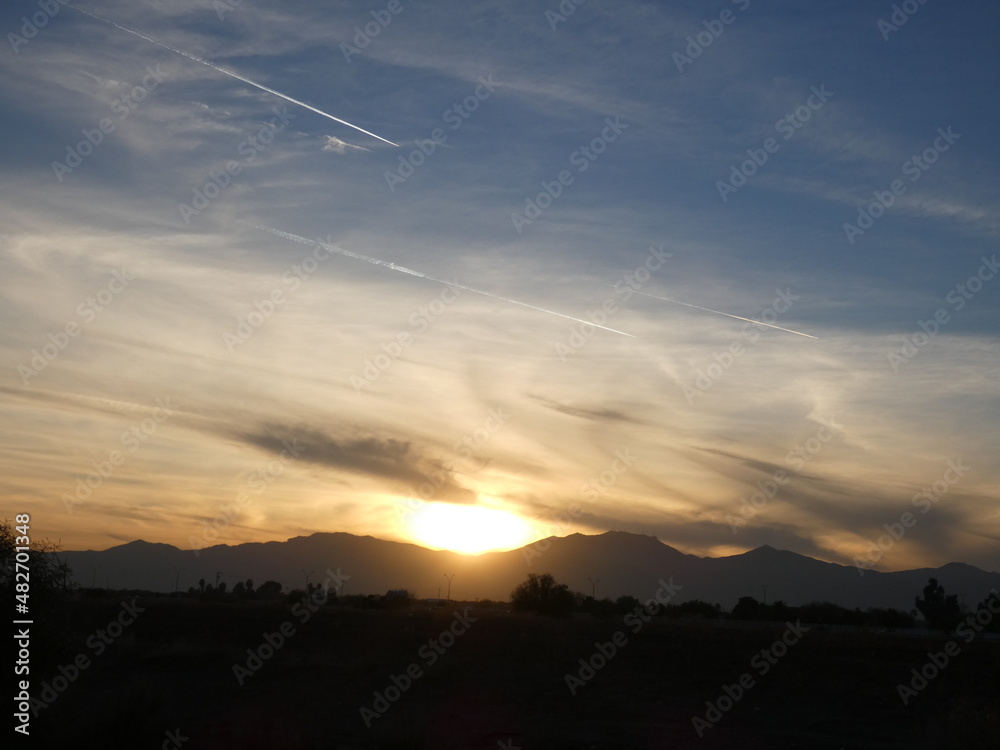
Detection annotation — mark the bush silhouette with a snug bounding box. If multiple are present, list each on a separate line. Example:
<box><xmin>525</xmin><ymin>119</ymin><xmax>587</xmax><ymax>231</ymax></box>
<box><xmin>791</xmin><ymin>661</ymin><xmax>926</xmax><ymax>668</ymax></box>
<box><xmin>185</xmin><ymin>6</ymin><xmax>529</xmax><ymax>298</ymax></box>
<box><xmin>511</xmin><ymin>573</ymin><xmax>575</xmax><ymax>616</ymax></box>
<box><xmin>915</xmin><ymin>577</ymin><xmax>961</xmax><ymax>632</ymax></box>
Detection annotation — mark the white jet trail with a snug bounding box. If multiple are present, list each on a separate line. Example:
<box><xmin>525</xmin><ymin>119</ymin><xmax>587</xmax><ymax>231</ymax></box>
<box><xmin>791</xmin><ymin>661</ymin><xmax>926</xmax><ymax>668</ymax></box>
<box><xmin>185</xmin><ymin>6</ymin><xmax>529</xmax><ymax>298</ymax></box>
<box><xmin>616</xmin><ymin>286</ymin><xmax>818</xmax><ymax>339</ymax></box>
<box><xmin>66</xmin><ymin>4</ymin><xmax>398</xmax><ymax>147</ymax></box>
<box><xmin>258</xmin><ymin>225</ymin><xmax>635</xmax><ymax>338</ymax></box>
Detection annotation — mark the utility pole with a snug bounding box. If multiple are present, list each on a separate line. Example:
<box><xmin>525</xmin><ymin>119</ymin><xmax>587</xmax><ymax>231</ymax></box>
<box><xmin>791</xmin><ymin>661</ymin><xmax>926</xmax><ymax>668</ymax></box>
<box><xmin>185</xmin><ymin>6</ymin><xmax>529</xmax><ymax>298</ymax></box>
<box><xmin>761</xmin><ymin>584</ymin><xmax>769</xmax><ymax>605</ymax></box>
<box><xmin>443</xmin><ymin>574</ymin><xmax>454</xmax><ymax>600</ymax></box>
<box><xmin>172</xmin><ymin>566</ymin><xmax>184</xmax><ymax>592</ymax></box>
<box><xmin>588</xmin><ymin>578</ymin><xmax>599</xmax><ymax>599</ymax></box>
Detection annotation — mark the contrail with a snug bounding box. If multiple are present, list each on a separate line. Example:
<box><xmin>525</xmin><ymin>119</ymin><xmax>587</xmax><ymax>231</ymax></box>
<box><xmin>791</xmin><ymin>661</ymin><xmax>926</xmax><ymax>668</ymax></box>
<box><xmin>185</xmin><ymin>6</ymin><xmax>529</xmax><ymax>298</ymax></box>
<box><xmin>66</xmin><ymin>4</ymin><xmax>398</xmax><ymax>147</ymax></box>
<box><xmin>614</xmin><ymin>286</ymin><xmax>817</xmax><ymax>339</ymax></box>
<box><xmin>258</xmin><ymin>225</ymin><xmax>635</xmax><ymax>337</ymax></box>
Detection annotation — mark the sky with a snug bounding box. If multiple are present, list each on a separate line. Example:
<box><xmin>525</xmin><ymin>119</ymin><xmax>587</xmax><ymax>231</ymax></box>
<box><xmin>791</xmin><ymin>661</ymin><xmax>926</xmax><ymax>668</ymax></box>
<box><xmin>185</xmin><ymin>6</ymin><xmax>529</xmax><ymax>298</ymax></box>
<box><xmin>1</xmin><ymin>0</ymin><xmax>998</xmax><ymax>573</ymax></box>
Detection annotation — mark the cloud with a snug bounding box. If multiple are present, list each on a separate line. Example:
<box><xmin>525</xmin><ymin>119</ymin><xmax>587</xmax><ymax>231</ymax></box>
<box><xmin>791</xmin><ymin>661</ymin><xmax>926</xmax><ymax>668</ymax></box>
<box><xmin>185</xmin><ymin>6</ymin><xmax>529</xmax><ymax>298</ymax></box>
<box><xmin>321</xmin><ymin>135</ymin><xmax>369</xmax><ymax>155</ymax></box>
<box><xmin>233</xmin><ymin>423</ymin><xmax>476</xmax><ymax>504</ymax></box>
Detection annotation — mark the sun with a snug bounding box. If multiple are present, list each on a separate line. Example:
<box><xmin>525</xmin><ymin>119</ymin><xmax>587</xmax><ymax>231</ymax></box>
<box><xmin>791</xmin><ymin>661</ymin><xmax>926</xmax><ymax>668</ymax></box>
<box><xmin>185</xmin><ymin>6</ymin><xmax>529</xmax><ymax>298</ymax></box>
<box><xmin>405</xmin><ymin>500</ymin><xmax>536</xmax><ymax>554</ymax></box>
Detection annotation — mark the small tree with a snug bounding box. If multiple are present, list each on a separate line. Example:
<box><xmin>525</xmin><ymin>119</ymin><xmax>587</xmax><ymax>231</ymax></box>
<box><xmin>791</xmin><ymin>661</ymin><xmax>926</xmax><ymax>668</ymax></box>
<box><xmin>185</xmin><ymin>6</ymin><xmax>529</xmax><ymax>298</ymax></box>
<box><xmin>1</xmin><ymin>519</ymin><xmax>73</xmax><ymax>669</ymax></box>
<box><xmin>915</xmin><ymin>578</ymin><xmax>961</xmax><ymax>632</ymax></box>
<box><xmin>510</xmin><ymin>573</ymin><xmax>575</xmax><ymax>616</ymax></box>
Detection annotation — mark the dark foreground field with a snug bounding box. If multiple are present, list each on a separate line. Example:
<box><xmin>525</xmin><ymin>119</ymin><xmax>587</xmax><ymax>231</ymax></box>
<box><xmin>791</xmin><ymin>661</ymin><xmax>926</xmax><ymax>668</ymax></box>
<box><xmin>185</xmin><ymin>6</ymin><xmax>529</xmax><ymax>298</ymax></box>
<box><xmin>27</xmin><ymin>596</ymin><xmax>1000</xmax><ymax>749</ymax></box>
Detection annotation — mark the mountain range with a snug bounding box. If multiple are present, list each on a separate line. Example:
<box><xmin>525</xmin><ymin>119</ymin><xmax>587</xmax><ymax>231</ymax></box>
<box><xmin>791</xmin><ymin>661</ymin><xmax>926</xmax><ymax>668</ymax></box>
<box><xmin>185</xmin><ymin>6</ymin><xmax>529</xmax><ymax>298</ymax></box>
<box><xmin>57</xmin><ymin>531</ymin><xmax>1000</xmax><ymax>612</ymax></box>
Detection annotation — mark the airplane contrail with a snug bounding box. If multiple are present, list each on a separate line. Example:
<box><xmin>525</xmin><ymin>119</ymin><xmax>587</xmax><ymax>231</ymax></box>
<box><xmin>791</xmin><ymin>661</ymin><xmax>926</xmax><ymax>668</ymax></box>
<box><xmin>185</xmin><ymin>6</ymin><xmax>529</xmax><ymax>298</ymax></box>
<box><xmin>66</xmin><ymin>4</ymin><xmax>399</xmax><ymax>147</ymax></box>
<box><xmin>258</xmin><ymin>225</ymin><xmax>635</xmax><ymax>337</ymax></box>
<box><xmin>613</xmin><ymin>286</ymin><xmax>818</xmax><ymax>339</ymax></box>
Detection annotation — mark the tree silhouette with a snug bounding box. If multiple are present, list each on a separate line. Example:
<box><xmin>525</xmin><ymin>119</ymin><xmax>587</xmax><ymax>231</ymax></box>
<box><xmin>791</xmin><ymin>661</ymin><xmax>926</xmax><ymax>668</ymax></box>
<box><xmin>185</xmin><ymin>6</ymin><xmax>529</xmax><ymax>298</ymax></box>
<box><xmin>1</xmin><ymin>519</ymin><xmax>73</xmax><ymax>669</ymax></box>
<box><xmin>915</xmin><ymin>577</ymin><xmax>961</xmax><ymax>632</ymax></box>
<box><xmin>510</xmin><ymin>573</ymin><xmax>574</xmax><ymax>616</ymax></box>
<box><xmin>731</xmin><ymin>596</ymin><xmax>761</xmax><ymax>620</ymax></box>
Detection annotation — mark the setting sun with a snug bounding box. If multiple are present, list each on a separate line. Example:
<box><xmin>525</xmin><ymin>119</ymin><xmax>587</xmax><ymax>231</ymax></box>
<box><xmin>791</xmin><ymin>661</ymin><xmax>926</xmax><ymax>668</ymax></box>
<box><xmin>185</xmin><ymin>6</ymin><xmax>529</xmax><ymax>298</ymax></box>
<box><xmin>405</xmin><ymin>500</ymin><xmax>537</xmax><ymax>554</ymax></box>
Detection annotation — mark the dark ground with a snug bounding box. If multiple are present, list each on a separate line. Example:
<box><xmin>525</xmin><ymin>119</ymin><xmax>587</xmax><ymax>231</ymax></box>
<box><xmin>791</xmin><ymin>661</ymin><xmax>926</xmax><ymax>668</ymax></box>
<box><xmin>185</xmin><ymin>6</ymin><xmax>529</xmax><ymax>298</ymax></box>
<box><xmin>24</xmin><ymin>596</ymin><xmax>1000</xmax><ymax>749</ymax></box>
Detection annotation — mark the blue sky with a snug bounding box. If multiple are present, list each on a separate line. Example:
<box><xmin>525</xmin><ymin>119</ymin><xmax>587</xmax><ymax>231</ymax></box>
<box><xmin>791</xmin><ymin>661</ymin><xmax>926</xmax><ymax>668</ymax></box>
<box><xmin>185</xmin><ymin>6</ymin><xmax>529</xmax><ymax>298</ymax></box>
<box><xmin>1</xmin><ymin>0</ymin><xmax>998</xmax><ymax>571</ymax></box>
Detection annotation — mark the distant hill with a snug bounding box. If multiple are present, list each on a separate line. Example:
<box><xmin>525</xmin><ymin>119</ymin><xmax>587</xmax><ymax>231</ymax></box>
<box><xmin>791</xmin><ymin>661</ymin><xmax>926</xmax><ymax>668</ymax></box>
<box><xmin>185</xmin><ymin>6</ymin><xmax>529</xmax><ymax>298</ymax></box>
<box><xmin>57</xmin><ymin>531</ymin><xmax>1000</xmax><ymax>611</ymax></box>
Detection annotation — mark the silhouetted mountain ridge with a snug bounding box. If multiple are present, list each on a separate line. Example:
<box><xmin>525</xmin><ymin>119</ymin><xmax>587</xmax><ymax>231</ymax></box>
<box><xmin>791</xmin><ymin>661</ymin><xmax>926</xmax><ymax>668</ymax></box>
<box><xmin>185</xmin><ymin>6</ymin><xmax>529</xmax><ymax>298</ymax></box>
<box><xmin>58</xmin><ymin>531</ymin><xmax>999</xmax><ymax>611</ymax></box>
